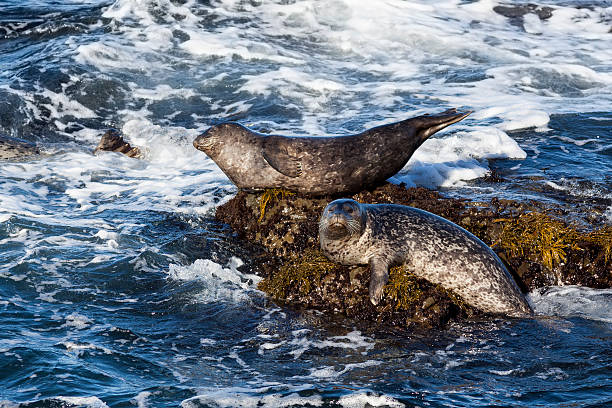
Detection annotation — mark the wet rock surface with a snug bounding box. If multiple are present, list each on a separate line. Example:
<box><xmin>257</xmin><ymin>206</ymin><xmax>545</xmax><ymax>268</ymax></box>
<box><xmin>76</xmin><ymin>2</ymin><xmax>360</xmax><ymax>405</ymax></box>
<box><xmin>0</xmin><ymin>134</ymin><xmax>40</xmax><ymax>160</ymax></box>
<box><xmin>216</xmin><ymin>183</ymin><xmax>612</xmax><ymax>329</ymax></box>
<box><xmin>493</xmin><ymin>4</ymin><xmax>554</xmax><ymax>21</ymax></box>
<box><xmin>93</xmin><ymin>129</ymin><xmax>142</xmax><ymax>158</ymax></box>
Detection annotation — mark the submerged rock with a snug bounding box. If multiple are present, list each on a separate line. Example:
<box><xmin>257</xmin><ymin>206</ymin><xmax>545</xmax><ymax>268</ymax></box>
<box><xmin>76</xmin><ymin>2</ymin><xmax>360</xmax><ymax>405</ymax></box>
<box><xmin>493</xmin><ymin>4</ymin><xmax>554</xmax><ymax>21</ymax></box>
<box><xmin>0</xmin><ymin>134</ymin><xmax>40</xmax><ymax>160</ymax></box>
<box><xmin>216</xmin><ymin>183</ymin><xmax>612</xmax><ymax>328</ymax></box>
<box><xmin>1</xmin><ymin>129</ymin><xmax>143</xmax><ymax>161</ymax></box>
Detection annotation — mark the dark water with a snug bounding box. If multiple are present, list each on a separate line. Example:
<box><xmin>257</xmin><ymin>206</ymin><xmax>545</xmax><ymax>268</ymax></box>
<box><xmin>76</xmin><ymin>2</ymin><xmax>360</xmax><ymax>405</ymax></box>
<box><xmin>1</xmin><ymin>0</ymin><xmax>611</xmax><ymax>406</ymax></box>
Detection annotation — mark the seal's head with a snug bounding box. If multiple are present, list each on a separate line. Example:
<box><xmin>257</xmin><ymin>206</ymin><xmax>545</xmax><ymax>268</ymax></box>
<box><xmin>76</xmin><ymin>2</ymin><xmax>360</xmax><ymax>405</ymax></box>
<box><xmin>319</xmin><ymin>199</ymin><xmax>366</xmax><ymax>241</ymax></box>
<box><xmin>193</xmin><ymin>123</ymin><xmax>244</xmax><ymax>158</ymax></box>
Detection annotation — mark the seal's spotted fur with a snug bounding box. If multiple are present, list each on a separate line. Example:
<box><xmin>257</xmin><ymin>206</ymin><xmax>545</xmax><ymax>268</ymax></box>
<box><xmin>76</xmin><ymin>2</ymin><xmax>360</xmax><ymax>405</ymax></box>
<box><xmin>319</xmin><ymin>199</ymin><xmax>533</xmax><ymax>317</ymax></box>
<box><xmin>193</xmin><ymin>109</ymin><xmax>470</xmax><ymax>196</ymax></box>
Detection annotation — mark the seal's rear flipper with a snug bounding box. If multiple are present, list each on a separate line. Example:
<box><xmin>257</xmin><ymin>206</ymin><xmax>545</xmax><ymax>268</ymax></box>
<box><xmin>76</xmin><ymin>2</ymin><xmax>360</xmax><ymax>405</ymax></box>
<box><xmin>414</xmin><ymin>109</ymin><xmax>472</xmax><ymax>143</ymax></box>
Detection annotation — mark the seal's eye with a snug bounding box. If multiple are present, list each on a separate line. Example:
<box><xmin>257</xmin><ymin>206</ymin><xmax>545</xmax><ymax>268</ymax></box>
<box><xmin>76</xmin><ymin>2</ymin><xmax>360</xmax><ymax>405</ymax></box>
<box><xmin>345</xmin><ymin>205</ymin><xmax>354</xmax><ymax>214</ymax></box>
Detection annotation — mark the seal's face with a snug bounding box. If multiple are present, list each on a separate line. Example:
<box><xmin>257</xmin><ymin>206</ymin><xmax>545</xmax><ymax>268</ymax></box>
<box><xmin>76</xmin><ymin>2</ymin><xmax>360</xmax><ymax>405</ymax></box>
<box><xmin>319</xmin><ymin>199</ymin><xmax>365</xmax><ymax>241</ymax></box>
<box><xmin>193</xmin><ymin>123</ymin><xmax>242</xmax><ymax>157</ymax></box>
<box><xmin>193</xmin><ymin>124</ymin><xmax>228</xmax><ymax>156</ymax></box>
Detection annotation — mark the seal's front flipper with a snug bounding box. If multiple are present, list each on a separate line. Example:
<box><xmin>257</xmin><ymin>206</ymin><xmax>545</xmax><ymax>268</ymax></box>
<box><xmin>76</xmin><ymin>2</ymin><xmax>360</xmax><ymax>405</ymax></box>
<box><xmin>413</xmin><ymin>109</ymin><xmax>472</xmax><ymax>143</ymax></box>
<box><xmin>262</xmin><ymin>138</ymin><xmax>303</xmax><ymax>178</ymax></box>
<box><xmin>369</xmin><ymin>258</ymin><xmax>390</xmax><ymax>305</ymax></box>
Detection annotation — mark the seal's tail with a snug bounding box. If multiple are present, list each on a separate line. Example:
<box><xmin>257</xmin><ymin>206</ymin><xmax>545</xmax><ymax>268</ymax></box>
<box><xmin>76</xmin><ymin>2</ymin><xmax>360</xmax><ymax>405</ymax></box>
<box><xmin>414</xmin><ymin>108</ymin><xmax>472</xmax><ymax>143</ymax></box>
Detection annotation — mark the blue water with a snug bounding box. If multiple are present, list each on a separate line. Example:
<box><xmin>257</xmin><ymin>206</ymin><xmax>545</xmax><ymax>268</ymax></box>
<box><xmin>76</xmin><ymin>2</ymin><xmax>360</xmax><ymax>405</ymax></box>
<box><xmin>1</xmin><ymin>0</ymin><xmax>611</xmax><ymax>407</ymax></box>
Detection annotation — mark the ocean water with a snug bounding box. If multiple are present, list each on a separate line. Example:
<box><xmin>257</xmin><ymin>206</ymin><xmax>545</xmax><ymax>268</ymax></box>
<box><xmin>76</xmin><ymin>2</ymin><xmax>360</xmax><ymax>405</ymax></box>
<box><xmin>0</xmin><ymin>0</ymin><xmax>611</xmax><ymax>406</ymax></box>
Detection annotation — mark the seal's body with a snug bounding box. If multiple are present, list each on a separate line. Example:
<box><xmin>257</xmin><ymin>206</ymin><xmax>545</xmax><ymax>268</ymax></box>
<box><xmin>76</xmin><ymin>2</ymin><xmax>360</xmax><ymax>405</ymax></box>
<box><xmin>193</xmin><ymin>109</ymin><xmax>470</xmax><ymax>196</ymax></box>
<box><xmin>319</xmin><ymin>199</ymin><xmax>533</xmax><ymax>317</ymax></box>
<box><xmin>0</xmin><ymin>134</ymin><xmax>40</xmax><ymax>160</ymax></box>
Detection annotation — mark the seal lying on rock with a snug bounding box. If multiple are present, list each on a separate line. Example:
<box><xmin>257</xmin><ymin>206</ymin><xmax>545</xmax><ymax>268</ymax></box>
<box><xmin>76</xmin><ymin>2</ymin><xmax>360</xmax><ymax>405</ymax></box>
<box><xmin>93</xmin><ymin>129</ymin><xmax>142</xmax><ymax>158</ymax></box>
<box><xmin>0</xmin><ymin>134</ymin><xmax>40</xmax><ymax>160</ymax></box>
<box><xmin>319</xmin><ymin>198</ymin><xmax>533</xmax><ymax>317</ymax></box>
<box><xmin>193</xmin><ymin>109</ymin><xmax>470</xmax><ymax>195</ymax></box>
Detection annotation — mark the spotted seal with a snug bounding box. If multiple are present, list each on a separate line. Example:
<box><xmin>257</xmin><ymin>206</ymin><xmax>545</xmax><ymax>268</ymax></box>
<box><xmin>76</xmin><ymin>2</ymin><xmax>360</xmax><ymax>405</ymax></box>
<box><xmin>319</xmin><ymin>199</ymin><xmax>533</xmax><ymax>317</ymax></box>
<box><xmin>193</xmin><ymin>109</ymin><xmax>470</xmax><ymax>195</ymax></box>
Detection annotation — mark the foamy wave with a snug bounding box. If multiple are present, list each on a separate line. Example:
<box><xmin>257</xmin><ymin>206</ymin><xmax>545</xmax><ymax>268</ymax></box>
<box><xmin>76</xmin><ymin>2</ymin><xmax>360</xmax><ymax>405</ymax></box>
<box><xmin>310</xmin><ymin>360</ymin><xmax>382</xmax><ymax>379</ymax></box>
<box><xmin>131</xmin><ymin>392</ymin><xmax>152</xmax><ymax>408</ymax></box>
<box><xmin>529</xmin><ymin>286</ymin><xmax>612</xmax><ymax>323</ymax></box>
<box><xmin>338</xmin><ymin>392</ymin><xmax>404</xmax><ymax>408</ymax></box>
<box><xmin>89</xmin><ymin>0</ymin><xmax>611</xmax><ymax>125</ymax></box>
<box><xmin>396</xmin><ymin>126</ymin><xmax>526</xmax><ymax>188</ymax></box>
<box><xmin>181</xmin><ymin>387</ymin><xmax>323</xmax><ymax>408</ymax></box>
<box><xmin>239</xmin><ymin>67</ymin><xmax>343</xmax><ymax>111</ymax></box>
<box><xmin>53</xmin><ymin>397</ymin><xmax>109</xmax><ymax>408</ymax></box>
<box><xmin>59</xmin><ymin>341</ymin><xmax>113</xmax><ymax>357</ymax></box>
<box><xmin>8</xmin><ymin>0</ymin><xmax>607</xmax><ymax>194</ymax></box>
<box><xmin>168</xmin><ymin>258</ymin><xmax>261</xmax><ymax>303</ymax></box>
<box><xmin>0</xmin><ymin>148</ymin><xmax>231</xmax><ymax>222</ymax></box>
<box><xmin>65</xmin><ymin>313</ymin><xmax>93</xmax><ymax>330</ymax></box>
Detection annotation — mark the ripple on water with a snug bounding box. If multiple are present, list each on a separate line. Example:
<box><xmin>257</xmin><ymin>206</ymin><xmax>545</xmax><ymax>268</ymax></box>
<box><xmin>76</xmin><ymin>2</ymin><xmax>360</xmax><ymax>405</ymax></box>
<box><xmin>0</xmin><ymin>0</ymin><xmax>611</xmax><ymax>407</ymax></box>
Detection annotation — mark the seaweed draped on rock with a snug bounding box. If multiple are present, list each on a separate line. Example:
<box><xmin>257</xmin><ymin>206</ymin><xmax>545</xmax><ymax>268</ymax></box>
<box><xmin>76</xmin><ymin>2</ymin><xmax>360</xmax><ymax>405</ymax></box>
<box><xmin>215</xmin><ymin>183</ymin><xmax>612</xmax><ymax>329</ymax></box>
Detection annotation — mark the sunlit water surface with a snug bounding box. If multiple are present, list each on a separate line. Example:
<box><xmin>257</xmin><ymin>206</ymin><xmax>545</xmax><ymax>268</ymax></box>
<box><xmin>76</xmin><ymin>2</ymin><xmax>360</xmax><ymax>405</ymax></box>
<box><xmin>1</xmin><ymin>0</ymin><xmax>611</xmax><ymax>406</ymax></box>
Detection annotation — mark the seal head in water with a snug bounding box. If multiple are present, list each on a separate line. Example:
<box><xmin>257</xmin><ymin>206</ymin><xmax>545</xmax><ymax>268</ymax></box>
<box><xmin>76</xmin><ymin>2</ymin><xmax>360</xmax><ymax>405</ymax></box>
<box><xmin>193</xmin><ymin>109</ymin><xmax>470</xmax><ymax>195</ymax></box>
<box><xmin>319</xmin><ymin>198</ymin><xmax>533</xmax><ymax>317</ymax></box>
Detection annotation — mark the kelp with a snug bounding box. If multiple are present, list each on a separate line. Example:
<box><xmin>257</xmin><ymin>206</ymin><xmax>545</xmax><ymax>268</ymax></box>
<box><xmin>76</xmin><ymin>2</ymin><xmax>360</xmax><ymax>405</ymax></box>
<box><xmin>258</xmin><ymin>188</ymin><xmax>294</xmax><ymax>222</ymax></box>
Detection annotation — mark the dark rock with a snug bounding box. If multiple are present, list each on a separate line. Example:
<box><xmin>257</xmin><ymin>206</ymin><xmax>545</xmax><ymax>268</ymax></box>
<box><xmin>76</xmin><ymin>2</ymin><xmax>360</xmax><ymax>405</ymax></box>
<box><xmin>215</xmin><ymin>183</ymin><xmax>612</xmax><ymax>329</ymax></box>
<box><xmin>494</xmin><ymin>4</ymin><xmax>554</xmax><ymax>20</ymax></box>
<box><xmin>94</xmin><ymin>129</ymin><xmax>142</xmax><ymax>158</ymax></box>
<box><xmin>0</xmin><ymin>134</ymin><xmax>40</xmax><ymax>160</ymax></box>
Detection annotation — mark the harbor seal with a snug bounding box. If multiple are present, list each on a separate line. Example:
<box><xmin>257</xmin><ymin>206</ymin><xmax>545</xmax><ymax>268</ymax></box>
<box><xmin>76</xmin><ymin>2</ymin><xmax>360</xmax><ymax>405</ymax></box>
<box><xmin>319</xmin><ymin>199</ymin><xmax>533</xmax><ymax>317</ymax></box>
<box><xmin>0</xmin><ymin>134</ymin><xmax>40</xmax><ymax>160</ymax></box>
<box><xmin>193</xmin><ymin>109</ymin><xmax>470</xmax><ymax>195</ymax></box>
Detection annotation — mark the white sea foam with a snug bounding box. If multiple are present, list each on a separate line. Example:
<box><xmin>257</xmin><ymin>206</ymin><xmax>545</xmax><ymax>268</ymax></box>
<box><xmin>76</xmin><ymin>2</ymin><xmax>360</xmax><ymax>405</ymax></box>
<box><xmin>288</xmin><ymin>329</ymin><xmax>374</xmax><ymax>359</ymax></box>
<box><xmin>60</xmin><ymin>341</ymin><xmax>112</xmax><ymax>356</ymax></box>
<box><xmin>65</xmin><ymin>313</ymin><xmax>93</xmax><ymax>330</ymax></box>
<box><xmin>181</xmin><ymin>386</ymin><xmax>323</xmax><ymax>408</ymax></box>
<box><xmin>53</xmin><ymin>396</ymin><xmax>110</xmax><ymax>408</ymax></box>
<box><xmin>489</xmin><ymin>368</ymin><xmax>519</xmax><ymax>376</ymax></box>
<box><xmin>4</xmin><ymin>0</ymin><xmax>608</xmax><ymax>196</ymax></box>
<box><xmin>529</xmin><ymin>286</ymin><xmax>612</xmax><ymax>323</ymax></box>
<box><xmin>396</xmin><ymin>126</ymin><xmax>526</xmax><ymax>188</ymax></box>
<box><xmin>0</xmin><ymin>146</ymin><xmax>230</xmax><ymax>224</ymax></box>
<box><xmin>239</xmin><ymin>67</ymin><xmax>343</xmax><ymax>109</ymax></box>
<box><xmin>88</xmin><ymin>0</ymin><xmax>612</xmax><ymax>120</ymax></box>
<box><xmin>309</xmin><ymin>360</ymin><xmax>382</xmax><ymax>379</ymax></box>
<box><xmin>338</xmin><ymin>392</ymin><xmax>405</xmax><ymax>408</ymax></box>
<box><xmin>168</xmin><ymin>258</ymin><xmax>261</xmax><ymax>303</ymax></box>
<box><xmin>131</xmin><ymin>391</ymin><xmax>152</xmax><ymax>408</ymax></box>
<box><xmin>132</xmin><ymin>84</ymin><xmax>198</xmax><ymax>102</ymax></box>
